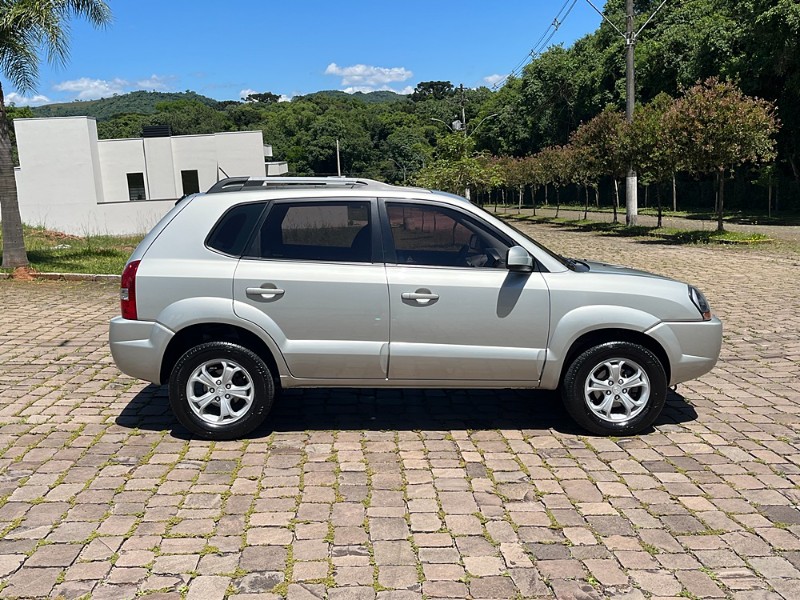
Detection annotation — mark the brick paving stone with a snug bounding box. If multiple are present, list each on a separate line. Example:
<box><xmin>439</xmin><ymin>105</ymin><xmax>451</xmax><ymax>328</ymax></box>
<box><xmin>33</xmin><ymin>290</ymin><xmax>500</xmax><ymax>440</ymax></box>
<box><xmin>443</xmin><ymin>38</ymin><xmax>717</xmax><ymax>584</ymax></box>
<box><xmin>421</xmin><ymin>580</ymin><xmax>468</xmax><ymax>598</ymax></box>
<box><xmin>287</xmin><ymin>583</ymin><xmax>326</xmax><ymax>599</ymax></box>
<box><xmin>377</xmin><ymin>565</ymin><xmax>420</xmax><ymax>590</ymax></box>
<box><xmin>328</xmin><ymin>587</ymin><xmax>376</xmax><ymax>600</ymax></box>
<box><xmin>3</xmin><ymin>567</ymin><xmax>61</xmax><ymax>597</ymax></box>
<box><xmin>235</xmin><ymin>572</ymin><xmax>284</xmax><ymax>594</ymax></box>
<box><xmin>469</xmin><ymin>575</ymin><xmax>518</xmax><ymax>599</ymax></box>
<box><xmin>675</xmin><ymin>569</ymin><xmax>726</xmax><ymax>598</ymax></box>
<box><xmin>373</xmin><ymin>541</ymin><xmax>417</xmax><ymax>566</ymax></box>
<box><xmin>186</xmin><ymin>575</ymin><xmax>230</xmax><ymax>600</ymax></box>
<box><xmin>24</xmin><ymin>543</ymin><xmax>82</xmax><ymax>567</ymax></box>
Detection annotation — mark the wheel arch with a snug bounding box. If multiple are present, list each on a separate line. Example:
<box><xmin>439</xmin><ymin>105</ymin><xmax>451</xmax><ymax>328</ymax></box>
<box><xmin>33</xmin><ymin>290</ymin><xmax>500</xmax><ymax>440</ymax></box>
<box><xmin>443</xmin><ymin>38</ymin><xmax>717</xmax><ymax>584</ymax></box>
<box><xmin>160</xmin><ymin>322</ymin><xmax>282</xmax><ymax>386</ymax></box>
<box><xmin>560</xmin><ymin>328</ymin><xmax>671</xmax><ymax>386</ymax></box>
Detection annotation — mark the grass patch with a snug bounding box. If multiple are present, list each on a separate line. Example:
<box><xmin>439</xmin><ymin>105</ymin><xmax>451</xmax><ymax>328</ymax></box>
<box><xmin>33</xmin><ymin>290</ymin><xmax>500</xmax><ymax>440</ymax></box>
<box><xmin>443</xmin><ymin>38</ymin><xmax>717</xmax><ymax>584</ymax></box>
<box><xmin>0</xmin><ymin>225</ymin><xmax>142</xmax><ymax>274</ymax></box>
<box><xmin>508</xmin><ymin>215</ymin><xmax>773</xmax><ymax>246</ymax></box>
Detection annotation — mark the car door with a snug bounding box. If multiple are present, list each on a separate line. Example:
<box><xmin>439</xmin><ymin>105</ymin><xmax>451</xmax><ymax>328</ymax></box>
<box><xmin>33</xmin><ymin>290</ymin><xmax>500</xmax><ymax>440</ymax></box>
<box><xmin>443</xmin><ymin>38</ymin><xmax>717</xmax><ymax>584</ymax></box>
<box><xmin>382</xmin><ymin>200</ymin><xmax>550</xmax><ymax>383</ymax></box>
<box><xmin>233</xmin><ymin>199</ymin><xmax>389</xmax><ymax>380</ymax></box>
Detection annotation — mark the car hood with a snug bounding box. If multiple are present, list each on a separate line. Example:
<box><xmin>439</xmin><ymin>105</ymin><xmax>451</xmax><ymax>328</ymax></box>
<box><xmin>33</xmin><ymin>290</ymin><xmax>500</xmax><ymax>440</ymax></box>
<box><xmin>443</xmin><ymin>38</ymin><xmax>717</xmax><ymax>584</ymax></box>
<box><xmin>581</xmin><ymin>260</ymin><xmax>671</xmax><ymax>280</ymax></box>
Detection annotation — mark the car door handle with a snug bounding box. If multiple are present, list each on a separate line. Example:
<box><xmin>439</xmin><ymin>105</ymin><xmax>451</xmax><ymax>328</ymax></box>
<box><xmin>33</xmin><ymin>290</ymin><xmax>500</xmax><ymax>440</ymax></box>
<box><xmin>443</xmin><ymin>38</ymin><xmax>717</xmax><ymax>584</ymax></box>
<box><xmin>246</xmin><ymin>287</ymin><xmax>285</xmax><ymax>297</ymax></box>
<box><xmin>401</xmin><ymin>292</ymin><xmax>439</xmax><ymax>303</ymax></box>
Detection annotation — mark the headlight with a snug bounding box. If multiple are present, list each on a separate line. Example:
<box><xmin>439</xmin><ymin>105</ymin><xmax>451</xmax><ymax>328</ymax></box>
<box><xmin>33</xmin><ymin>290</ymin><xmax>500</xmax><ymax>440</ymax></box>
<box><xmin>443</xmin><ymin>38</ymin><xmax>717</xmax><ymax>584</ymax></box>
<box><xmin>688</xmin><ymin>286</ymin><xmax>712</xmax><ymax>321</ymax></box>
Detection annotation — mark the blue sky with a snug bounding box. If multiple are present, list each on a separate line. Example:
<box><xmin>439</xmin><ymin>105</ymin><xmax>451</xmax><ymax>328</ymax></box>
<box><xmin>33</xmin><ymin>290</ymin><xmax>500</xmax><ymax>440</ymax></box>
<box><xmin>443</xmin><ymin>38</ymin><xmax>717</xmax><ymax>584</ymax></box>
<box><xmin>8</xmin><ymin>0</ymin><xmax>607</xmax><ymax>106</ymax></box>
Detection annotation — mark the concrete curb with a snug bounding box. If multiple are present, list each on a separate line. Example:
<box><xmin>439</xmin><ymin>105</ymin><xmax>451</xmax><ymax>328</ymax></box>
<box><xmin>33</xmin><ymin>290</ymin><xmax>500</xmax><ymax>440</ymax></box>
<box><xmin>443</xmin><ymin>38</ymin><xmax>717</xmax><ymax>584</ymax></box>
<box><xmin>0</xmin><ymin>272</ymin><xmax>120</xmax><ymax>282</ymax></box>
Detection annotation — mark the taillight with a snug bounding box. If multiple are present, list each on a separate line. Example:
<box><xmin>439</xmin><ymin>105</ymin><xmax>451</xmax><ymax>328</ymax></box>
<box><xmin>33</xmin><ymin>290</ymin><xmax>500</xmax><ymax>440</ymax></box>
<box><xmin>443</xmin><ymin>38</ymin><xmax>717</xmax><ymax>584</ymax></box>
<box><xmin>120</xmin><ymin>260</ymin><xmax>141</xmax><ymax>320</ymax></box>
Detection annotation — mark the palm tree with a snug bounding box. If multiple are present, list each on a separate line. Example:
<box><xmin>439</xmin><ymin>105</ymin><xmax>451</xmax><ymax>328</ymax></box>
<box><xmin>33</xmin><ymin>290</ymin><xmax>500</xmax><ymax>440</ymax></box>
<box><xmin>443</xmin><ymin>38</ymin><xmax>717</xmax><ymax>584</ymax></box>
<box><xmin>0</xmin><ymin>0</ymin><xmax>111</xmax><ymax>269</ymax></box>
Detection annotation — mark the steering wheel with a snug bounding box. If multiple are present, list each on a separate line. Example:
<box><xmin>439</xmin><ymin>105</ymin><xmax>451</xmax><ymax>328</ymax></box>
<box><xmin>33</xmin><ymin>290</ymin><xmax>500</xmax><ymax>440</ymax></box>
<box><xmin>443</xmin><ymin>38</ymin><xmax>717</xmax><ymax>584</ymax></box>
<box><xmin>456</xmin><ymin>244</ymin><xmax>471</xmax><ymax>266</ymax></box>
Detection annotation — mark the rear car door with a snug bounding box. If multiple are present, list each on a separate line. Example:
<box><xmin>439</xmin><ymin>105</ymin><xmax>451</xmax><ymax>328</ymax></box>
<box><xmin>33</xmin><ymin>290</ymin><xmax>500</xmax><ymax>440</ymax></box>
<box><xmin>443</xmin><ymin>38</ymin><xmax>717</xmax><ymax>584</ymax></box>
<box><xmin>382</xmin><ymin>200</ymin><xmax>550</xmax><ymax>383</ymax></box>
<box><xmin>233</xmin><ymin>199</ymin><xmax>389</xmax><ymax>379</ymax></box>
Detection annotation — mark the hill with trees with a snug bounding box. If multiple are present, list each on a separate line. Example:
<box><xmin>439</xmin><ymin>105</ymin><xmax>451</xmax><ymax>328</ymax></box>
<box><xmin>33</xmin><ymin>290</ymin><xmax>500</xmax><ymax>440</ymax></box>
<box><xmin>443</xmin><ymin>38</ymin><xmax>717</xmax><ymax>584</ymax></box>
<box><xmin>29</xmin><ymin>90</ymin><xmax>218</xmax><ymax>120</ymax></box>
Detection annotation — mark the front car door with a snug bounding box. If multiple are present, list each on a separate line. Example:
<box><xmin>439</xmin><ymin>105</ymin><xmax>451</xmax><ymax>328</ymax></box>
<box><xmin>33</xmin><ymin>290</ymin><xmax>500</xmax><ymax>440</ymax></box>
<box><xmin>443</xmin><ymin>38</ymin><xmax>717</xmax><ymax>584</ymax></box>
<box><xmin>233</xmin><ymin>199</ymin><xmax>389</xmax><ymax>380</ymax></box>
<box><xmin>382</xmin><ymin>199</ymin><xmax>550</xmax><ymax>383</ymax></box>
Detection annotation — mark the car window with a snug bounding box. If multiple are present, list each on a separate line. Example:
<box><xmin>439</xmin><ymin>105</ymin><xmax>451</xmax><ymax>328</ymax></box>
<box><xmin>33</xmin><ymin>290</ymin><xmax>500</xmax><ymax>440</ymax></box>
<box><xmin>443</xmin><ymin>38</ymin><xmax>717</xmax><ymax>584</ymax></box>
<box><xmin>206</xmin><ymin>202</ymin><xmax>266</xmax><ymax>256</ymax></box>
<box><xmin>386</xmin><ymin>203</ymin><xmax>510</xmax><ymax>268</ymax></box>
<box><xmin>252</xmin><ymin>201</ymin><xmax>373</xmax><ymax>263</ymax></box>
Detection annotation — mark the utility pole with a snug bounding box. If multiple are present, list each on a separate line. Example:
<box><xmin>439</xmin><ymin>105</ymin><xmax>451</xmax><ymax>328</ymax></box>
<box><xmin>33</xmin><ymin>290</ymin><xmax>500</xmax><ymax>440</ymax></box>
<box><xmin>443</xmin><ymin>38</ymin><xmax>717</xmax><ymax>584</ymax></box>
<box><xmin>585</xmin><ymin>0</ymin><xmax>669</xmax><ymax>227</ymax></box>
<box><xmin>459</xmin><ymin>83</ymin><xmax>470</xmax><ymax>201</ymax></box>
<box><xmin>625</xmin><ymin>0</ymin><xmax>637</xmax><ymax>226</ymax></box>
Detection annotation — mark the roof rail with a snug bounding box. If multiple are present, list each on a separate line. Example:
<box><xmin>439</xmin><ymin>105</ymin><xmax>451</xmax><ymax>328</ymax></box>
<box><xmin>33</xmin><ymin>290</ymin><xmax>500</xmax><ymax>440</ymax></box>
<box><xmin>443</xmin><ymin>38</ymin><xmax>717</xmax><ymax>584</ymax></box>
<box><xmin>206</xmin><ymin>176</ymin><xmax>392</xmax><ymax>194</ymax></box>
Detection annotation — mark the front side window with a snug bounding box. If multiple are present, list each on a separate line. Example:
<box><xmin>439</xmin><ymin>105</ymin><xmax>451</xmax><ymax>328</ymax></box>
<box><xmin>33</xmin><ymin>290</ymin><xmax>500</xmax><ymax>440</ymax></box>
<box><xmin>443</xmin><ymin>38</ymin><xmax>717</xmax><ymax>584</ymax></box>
<box><xmin>386</xmin><ymin>203</ymin><xmax>510</xmax><ymax>268</ymax></box>
<box><xmin>254</xmin><ymin>201</ymin><xmax>372</xmax><ymax>262</ymax></box>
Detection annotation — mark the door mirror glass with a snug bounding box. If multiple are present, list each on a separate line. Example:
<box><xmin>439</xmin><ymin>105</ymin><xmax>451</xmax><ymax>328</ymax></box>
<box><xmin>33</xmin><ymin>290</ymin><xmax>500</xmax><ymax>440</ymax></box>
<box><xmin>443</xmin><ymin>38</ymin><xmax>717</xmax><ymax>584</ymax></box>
<box><xmin>507</xmin><ymin>246</ymin><xmax>533</xmax><ymax>273</ymax></box>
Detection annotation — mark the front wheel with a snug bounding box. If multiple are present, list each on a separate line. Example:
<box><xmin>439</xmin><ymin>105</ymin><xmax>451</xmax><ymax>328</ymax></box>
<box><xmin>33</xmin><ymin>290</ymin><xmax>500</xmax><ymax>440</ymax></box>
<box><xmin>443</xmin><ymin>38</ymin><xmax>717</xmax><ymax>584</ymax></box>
<box><xmin>561</xmin><ymin>341</ymin><xmax>667</xmax><ymax>435</ymax></box>
<box><xmin>169</xmin><ymin>342</ymin><xmax>274</xmax><ymax>440</ymax></box>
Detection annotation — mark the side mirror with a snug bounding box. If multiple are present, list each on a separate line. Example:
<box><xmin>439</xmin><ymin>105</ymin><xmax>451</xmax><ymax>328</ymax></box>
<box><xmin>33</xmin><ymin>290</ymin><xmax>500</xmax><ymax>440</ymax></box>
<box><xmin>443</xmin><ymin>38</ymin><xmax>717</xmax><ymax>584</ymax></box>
<box><xmin>506</xmin><ymin>246</ymin><xmax>533</xmax><ymax>273</ymax></box>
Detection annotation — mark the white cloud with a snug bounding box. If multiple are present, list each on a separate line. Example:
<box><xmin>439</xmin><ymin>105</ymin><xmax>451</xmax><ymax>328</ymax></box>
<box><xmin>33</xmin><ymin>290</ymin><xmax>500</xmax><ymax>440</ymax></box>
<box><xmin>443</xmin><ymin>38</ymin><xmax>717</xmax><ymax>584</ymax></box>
<box><xmin>6</xmin><ymin>92</ymin><xmax>51</xmax><ymax>106</ymax></box>
<box><xmin>240</xmin><ymin>88</ymin><xmax>258</xmax><ymax>100</ymax></box>
<box><xmin>325</xmin><ymin>62</ymin><xmax>412</xmax><ymax>91</ymax></box>
<box><xmin>279</xmin><ymin>94</ymin><xmax>292</xmax><ymax>103</ymax></box>
<box><xmin>136</xmin><ymin>74</ymin><xmax>172</xmax><ymax>91</ymax></box>
<box><xmin>483</xmin><ymin>74</ymin><xmax>505</xmax><ymax>87</ymax></box>
<box><xmin>52</xmin><ymin>74</ymin><xmax>175</xmax><ymax>100</ymax></box>
<box><xmin>54</xmin><ymin>77</ymin><xmax>128</xmax><ymax>99</ymax></box>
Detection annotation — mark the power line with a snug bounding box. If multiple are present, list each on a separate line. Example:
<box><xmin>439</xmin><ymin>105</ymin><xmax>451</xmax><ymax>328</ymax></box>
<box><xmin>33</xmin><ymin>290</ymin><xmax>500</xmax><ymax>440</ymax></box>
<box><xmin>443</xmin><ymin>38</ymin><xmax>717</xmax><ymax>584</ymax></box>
<box><xmin>491</xmin><ymin>0</ymin><xmax>579</xmax><ymax>90</ymax></box>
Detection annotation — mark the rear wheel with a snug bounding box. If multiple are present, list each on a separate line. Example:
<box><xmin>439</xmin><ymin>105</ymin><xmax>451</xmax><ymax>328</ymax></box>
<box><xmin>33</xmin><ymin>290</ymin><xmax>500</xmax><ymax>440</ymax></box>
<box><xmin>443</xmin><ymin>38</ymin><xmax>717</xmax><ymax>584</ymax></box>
<box><xmin>561</xmin><ymin>341</ymin><xmax>667</xmax><ymax>435</ymax></box>
<box><xmin>169</xmin><ymin>341</ymin><xmax>274</xmax><ymax>440</ymax></box>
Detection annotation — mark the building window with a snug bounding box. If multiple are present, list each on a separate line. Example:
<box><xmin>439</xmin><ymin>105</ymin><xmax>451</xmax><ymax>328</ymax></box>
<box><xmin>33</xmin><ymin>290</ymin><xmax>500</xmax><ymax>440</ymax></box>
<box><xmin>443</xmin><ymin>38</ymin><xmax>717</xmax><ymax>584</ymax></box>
<box><xmin>181</xmin><ymin>170</ymin><xmax>200</xmax><ymax>196</ymax></box>
<box><xmin>127</xmin><ymin>173</ymin><xmax>146</xmax><ymax>201</ymax></box>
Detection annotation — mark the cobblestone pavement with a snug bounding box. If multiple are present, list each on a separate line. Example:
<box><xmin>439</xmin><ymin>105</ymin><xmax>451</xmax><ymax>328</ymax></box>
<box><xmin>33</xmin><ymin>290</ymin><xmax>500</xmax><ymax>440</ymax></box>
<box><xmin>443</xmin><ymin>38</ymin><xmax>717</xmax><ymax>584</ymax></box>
<box><xmin>1</xmin><ymin>223</ymin><xmax>799</xmax><ymax>600</ymax></box>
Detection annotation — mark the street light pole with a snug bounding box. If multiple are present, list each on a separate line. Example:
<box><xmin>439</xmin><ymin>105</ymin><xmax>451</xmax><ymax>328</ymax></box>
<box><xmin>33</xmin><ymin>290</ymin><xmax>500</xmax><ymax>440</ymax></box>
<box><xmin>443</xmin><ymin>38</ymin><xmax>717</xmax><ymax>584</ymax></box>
<box><xmin>625</xmin><ymin>0</ymin><xmax>638</xmax><ymax>226</ymax></box>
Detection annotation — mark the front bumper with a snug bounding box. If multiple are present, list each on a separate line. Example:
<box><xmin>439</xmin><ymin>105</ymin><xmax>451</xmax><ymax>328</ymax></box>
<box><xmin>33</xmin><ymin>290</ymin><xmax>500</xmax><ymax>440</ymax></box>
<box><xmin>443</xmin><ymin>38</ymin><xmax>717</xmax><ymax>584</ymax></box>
<box><xmin>109</xmin><ymin>317</ymin><xmax>174</xmax><ymax>384</ymax></box>
<box><xmin>646</xmin><ymin>317</ymin><xmax>723</xmax><ymax>385</ymax></box>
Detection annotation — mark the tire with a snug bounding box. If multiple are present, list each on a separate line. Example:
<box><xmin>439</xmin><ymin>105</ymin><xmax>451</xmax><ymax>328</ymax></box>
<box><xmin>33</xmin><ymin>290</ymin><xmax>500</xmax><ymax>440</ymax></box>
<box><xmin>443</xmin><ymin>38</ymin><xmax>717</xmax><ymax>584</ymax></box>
<box><xmin>561</xmin><ymin>341</ymin><xmax>667</xmax><ymax>436</ymax></box>
<box><xmin>169</xmin><ymin>341</ymin><xmax>274</xmax><ymax>440</ymax></box>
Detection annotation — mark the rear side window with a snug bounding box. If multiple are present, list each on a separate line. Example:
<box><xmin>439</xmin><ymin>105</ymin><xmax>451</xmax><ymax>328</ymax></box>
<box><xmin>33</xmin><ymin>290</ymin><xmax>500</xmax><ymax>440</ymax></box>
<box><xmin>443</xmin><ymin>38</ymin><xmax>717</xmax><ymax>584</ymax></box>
<box><xmin>206</xmin><ymin>202</ymin><xmax>266</xmax><ymax>256</ymax></box>
<box><xmin>252</xmin><ymin>201</ymin><xmax>372</xmax><ymax>262</ymax></box>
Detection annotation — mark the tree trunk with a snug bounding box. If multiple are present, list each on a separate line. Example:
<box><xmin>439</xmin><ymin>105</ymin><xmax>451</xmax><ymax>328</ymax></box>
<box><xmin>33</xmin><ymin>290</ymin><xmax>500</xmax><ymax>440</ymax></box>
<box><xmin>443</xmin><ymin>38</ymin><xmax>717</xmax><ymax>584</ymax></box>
<box><xmin>583</xmin><ymin>185</ymin><xmax>589</xmax><ymax>220</ymax></box>
<box><xmin>657</xmin><ymin>184</ymin><xmax>663</xmax><ymax>228</ymax></box>
<box><xmin>532</xmin><ymin>185</ymin><xmax>537</xmax><ymax>216</ymax></box>
<box><xmin>612</xmin><ymin>179</ymin><xmax>619</xmax><ymax>224</ymax></box>
<box><xmin>717</xmin><ymin>170</ymin><xmax>725</xmax><ymax>232</ymax></box>
<box><xmin>765</xmin><ymin>172</ymin><xmax>772</xmax><ymax>217</ymax></box>
<box><xmin>672</xmin><ymin>173</ymin><xmax>677</xmax><ymax>212</ymax></box>
<box><xmin>518</xmin><ymin>185</ymin><xmax>523</xmax><ymax>211</ymax></box>
<box><xmin>0</xmin><ymin>82</ymin><xmax>29</xmax><ymax>268</ymax></box>
<box><xmin>555</xmin><ymin>187</ymin><xmax>561</xmax><ymax>218</ymax></box>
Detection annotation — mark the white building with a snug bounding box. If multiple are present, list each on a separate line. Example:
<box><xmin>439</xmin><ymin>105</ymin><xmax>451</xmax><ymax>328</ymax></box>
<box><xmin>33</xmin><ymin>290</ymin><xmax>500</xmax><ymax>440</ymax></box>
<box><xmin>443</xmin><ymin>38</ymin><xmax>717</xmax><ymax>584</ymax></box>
<box><xmin>13</xmin><ymin>116</ymin><xmax>288</xmax><ymax>235</ymax></box>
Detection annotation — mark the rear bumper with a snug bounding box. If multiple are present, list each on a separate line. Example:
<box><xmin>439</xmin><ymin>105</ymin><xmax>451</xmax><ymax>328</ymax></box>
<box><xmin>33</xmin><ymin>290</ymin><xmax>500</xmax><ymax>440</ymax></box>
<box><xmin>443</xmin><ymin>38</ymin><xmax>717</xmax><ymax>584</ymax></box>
<box><xmin>646</xmin><ymin>317</ymin><xmax>723</xmax><ymax>386</ymax></box>
<box><xmin>109</xmin><ymin>317</ymin><xmax>173</xmax><ymax>384</ymax></box>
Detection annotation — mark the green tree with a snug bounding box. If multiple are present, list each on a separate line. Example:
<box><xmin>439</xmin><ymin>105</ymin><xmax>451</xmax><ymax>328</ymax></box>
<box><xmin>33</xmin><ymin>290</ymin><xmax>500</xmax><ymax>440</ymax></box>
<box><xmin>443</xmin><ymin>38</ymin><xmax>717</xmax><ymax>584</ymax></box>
<box><xmin>152</xmin><ymin>99</ymin><xmax>233</xmax><ymax>135</ymax></box>
<box><xmin>411</xmin><ymin>81</ymin><xmax>454</xmax><ymax>102</ymax></box>
<box><xmin>626</xmin><ymin>93</ymin><xmax>678</xmax><ymax>226</ymax></box>
<box><xmin>665</xmin><ymin>78</ymin><xmax>779</xmax><ymax>230</ymax></box>
<box><xmin>243</xmin><ymin>91</ymin><xmax>280</xmax><ymax>104</ymax></box>
<box><xmin>0</xmin><ymin>0</ymin><xmax>111</xmax><ymax>269</ymax></box>
<box><xmin>97</xmin><ymin>112</ymin><xmax>153</xmax><ymax>140</ymax></box>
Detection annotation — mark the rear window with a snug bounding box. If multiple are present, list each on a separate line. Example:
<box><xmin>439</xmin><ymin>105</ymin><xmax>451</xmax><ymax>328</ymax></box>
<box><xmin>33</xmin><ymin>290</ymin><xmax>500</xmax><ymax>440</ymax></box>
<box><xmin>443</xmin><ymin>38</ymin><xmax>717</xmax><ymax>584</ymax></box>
<box><xmin>206</xmin><ymin>202</ymin><xmax>266</xmax><ymax>256</ymax></box>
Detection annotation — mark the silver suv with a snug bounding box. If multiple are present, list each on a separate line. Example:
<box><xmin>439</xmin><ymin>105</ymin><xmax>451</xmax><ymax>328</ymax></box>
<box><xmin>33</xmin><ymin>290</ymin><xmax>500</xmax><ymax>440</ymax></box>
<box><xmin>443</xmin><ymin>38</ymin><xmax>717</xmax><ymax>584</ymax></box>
<box><xmin>109</xmin><ymin>177</ymin><xmax>722</xmax><ymax>440</ymax></box>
